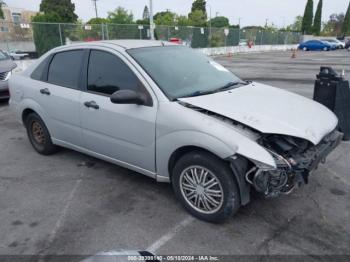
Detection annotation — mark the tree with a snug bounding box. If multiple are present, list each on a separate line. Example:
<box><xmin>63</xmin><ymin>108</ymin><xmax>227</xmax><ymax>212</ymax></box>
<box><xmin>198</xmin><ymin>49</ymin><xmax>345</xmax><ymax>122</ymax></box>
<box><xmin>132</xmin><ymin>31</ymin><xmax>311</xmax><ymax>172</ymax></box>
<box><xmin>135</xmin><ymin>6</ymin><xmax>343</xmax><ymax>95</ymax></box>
<box><xmin>87</xmin><ymin>17</ymin><xmax>108</xmax><ymax>24</ymax></box>
<box><xmin>343</xmin><ymin>1</ymin><xmax>350</xmax><ymax>36</ymax></box>
<box><xmin>154</xmin><ymin>11</ymin><xmax>176</xmax><ymax>26</ymax></box>
<box><xmin>191</xmin><ymin>0</ymin><xmax>207</xmax><ymax>19</ymax></box>
<box><xmin>177</xmin><ymin>15</ymin><xmax>190</xmax><ymax>26</ymax></box>
<box><xmin>322</xmin><ymin>13</ymin><xmax>345</xmax><ymax>36</ymax></box>
<box><xmin>209</xmin><ymin>16</ymin><xmax>229</xmax><ymax>28</ymax></box>
<box><xmin>301</xmin><ymin>0</ymin><xmax>314</xmax><ymax>34</ymax></box>
<box><xmin>286</xmin><ymin>16</ymin><xmax>303</xmax><ymax>31</ymax></box>
<box><xmin>39</xmin><ymin>0</ymin><xmax>78</xmax><ymax>22</ymax></box>
<box><xmin>0</xmin><ymin>1</ymin><xmax>5</xmax><ymax>19</ymax></box>
<box><xmin>142</xmin><ymin>5</ymin><xmax>150</xmax><ymax>20</ymax></box>
<box><xmin>32</xmin><ymin>0</ymin><xmax>78</xmax><ymax>56</ymax></box>
<box><xmin>107</xmin><ymin>7</ymin><xmax>134</xmax><ymax>24</ymax></box>
<box><xmin>189</xmin><ymin>10</ymin><xmax>207</xmax><ymax>27</ymax></box>
<box><xmin>313</xmin><ymin>0</ymin><xmax>322</xmax><ymax>35</ymax></box>
<box><xmin>189</xmin><ymin>0</ymin><xmax>207</xmax><ymax>25</ymax></box>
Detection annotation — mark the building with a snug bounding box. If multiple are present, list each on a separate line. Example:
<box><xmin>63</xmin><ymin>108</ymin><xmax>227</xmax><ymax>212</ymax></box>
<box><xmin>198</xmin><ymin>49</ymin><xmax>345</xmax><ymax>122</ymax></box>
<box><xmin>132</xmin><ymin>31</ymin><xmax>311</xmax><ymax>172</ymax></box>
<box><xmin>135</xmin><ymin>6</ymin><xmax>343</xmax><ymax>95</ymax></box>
<box><xmin>0</xmin><ymin>5</ymin><xmax>37</xmax><ymax>31</ymax></box>
<box><xmin>0</xmin><ymin>4</ymin><xmax>38</xmax><ymax>51</ymax></box>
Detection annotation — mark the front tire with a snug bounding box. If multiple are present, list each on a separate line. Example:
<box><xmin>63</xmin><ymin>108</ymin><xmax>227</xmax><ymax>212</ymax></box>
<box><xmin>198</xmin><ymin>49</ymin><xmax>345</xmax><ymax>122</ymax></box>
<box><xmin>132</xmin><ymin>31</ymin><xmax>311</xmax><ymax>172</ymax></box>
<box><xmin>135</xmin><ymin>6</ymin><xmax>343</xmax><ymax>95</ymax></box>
<box><xmin>25</xmin><ymin>113</ymin><xmax>58</xmax><ymax>155</ymax></box>
<box><xmin>172</xmin><ymin>151</ymin><xmax>240</xmax><ymax>223</ymax></box>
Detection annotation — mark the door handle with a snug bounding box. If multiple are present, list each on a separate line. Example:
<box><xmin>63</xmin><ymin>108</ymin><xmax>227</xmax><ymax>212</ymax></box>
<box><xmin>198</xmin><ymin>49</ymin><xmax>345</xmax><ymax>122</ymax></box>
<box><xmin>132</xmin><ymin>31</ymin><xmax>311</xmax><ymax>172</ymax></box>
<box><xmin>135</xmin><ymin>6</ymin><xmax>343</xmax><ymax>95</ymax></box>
<box><xmin>40</xmin><ymin>88</ymin><xmax>50</xmax><ymax>95</ymax></box>
<box><xmin>84</xmin><ymin>101</ymin><xmax>99</xmax><ymax>110</ymax></box>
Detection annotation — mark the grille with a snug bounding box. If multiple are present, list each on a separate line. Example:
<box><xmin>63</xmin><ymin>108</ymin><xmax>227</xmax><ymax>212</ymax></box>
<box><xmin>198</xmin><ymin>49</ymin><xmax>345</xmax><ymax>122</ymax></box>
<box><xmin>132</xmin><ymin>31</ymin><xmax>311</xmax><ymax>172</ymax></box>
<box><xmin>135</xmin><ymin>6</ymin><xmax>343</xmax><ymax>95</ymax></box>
<box><xmin>0</xmin><ymin>71</ymin><xmax>10</xmax><ymax>81</ymax></box>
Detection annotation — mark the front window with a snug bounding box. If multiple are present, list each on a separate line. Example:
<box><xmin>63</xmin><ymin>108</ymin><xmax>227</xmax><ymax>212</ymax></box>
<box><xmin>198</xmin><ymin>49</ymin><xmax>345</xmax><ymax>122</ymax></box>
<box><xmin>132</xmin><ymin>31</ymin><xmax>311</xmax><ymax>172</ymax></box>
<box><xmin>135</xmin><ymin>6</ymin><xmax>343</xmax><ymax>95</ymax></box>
<box><xmin>128</xmin><ymin>46</ymin><xmax>244</xmax><ymax>100</ymax></box>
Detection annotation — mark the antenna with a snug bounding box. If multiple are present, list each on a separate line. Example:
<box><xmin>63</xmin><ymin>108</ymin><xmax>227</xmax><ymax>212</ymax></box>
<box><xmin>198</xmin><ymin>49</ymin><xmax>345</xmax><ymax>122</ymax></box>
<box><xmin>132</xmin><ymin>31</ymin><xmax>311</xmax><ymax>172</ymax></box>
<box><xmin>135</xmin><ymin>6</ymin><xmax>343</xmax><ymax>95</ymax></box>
<box><xmin>92</xmin><ymin>0</ymin><xmax>98</xmax><ymax>18</ymax></box>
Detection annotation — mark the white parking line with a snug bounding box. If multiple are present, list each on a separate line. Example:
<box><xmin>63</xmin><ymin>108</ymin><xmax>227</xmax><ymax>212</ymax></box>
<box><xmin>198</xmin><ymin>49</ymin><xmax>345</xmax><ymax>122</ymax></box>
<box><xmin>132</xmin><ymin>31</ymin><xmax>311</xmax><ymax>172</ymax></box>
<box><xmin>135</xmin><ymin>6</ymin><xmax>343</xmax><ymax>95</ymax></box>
<box><xmin>325</xmin><ymin>167</ymin><xmax>350</xmax><ymax>187</ymax></box>
<box><xmin>39</xmin><ymin>176</ymin><xmax>82</xmax><ymax>255</ymax></box>
<box><xmin>146</xmin><ymin>216</ymin><xmax>195</xmax><ymax>253</ymax></box>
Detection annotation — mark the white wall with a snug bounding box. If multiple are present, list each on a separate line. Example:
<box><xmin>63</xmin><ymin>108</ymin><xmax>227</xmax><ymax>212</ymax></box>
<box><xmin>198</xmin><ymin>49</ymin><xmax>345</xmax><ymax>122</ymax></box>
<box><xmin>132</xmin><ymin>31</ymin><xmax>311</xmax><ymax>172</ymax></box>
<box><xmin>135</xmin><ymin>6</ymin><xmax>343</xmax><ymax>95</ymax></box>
<box><xmin>199</xmin><ymin>44</ymin><xmax>298</xmax><ymax>56</ymax></box>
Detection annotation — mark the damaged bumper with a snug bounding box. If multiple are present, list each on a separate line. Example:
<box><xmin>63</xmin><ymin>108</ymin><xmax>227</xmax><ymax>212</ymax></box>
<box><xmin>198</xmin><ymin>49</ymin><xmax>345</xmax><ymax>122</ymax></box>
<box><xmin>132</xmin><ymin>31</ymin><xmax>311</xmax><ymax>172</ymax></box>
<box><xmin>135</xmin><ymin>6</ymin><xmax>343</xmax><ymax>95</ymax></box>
<box><xmin>246</xmin><ymin>129</ymin><xmax>343</xmax><ymax>198</ymax></box>
<box><xmin>292</xmin><ymin>130</ymin><xmax>343</xmax><ymax>176</ymax></box>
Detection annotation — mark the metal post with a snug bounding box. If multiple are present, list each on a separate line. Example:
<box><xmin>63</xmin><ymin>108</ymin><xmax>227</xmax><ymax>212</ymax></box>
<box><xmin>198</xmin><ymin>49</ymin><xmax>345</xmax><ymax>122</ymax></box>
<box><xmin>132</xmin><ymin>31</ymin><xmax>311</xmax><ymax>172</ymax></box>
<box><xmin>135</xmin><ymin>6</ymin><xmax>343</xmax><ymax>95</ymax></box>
<box><xmin>208</xmin><ymin>4</ymin><xmax>212</xmax><ymax>47</ymax></box>
<box><xmin>58</xmin><ymin>23</ymin><xmax>63</xmax><ymax>45</ymax></box>
<box><xmin>238</xmin><ymin>18</ymin><xmax>242</xmax><ymax>44</ymax></box>
<box><xmin>260</xmin><ymin>30</ymin><xmax>263</xmax><ymax>45</ymax></box>
<box><xmin>149</xmin><ymin>0</ymin><xmax>155</xmax><ymax>40</ymax></box>
<box><xmin>101</xmin><ymin>23</ymin><xmax>104</xmax><ymax>40</ymax></box>
<box><xmin>105</xmin><ymin>24</ymin><xmax>109</xmax><ymax>40</ymax></box>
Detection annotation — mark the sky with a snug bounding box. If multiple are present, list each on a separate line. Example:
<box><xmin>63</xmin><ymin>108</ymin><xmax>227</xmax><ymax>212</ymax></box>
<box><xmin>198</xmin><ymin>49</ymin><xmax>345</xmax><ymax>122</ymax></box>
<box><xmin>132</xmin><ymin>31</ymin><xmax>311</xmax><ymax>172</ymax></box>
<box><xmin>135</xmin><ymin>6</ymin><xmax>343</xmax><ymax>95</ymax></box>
<box><xmin>6</xmin><ymin>0</ymin><xmax>350</xmax><ymax>27</ymax></box>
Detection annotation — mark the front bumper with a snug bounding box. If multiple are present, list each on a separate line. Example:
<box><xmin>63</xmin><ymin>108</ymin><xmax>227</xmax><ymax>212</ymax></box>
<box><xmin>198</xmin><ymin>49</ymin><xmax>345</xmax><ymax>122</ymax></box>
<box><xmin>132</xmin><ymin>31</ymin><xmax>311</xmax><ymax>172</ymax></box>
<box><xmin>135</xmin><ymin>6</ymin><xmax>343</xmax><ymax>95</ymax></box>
<box><xmin>292</xmin><ymin>129</ymin><xmax>343</xmax><ymax>175</ymax></box>
<box><xmin>247</xmin><ymin>129</ymin><xmax>343</xmax><ymax>198</ymax></box>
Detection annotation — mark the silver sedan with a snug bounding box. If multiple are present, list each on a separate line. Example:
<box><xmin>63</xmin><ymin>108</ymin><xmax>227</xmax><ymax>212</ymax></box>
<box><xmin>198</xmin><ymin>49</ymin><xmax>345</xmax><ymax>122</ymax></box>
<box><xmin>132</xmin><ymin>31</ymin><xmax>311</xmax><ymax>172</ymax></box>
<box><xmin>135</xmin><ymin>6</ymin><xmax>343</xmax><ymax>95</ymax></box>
<box><xmin>9</xmin><ymin>40</ymin><xmax>342</xmax><ymax>222</ymax></box>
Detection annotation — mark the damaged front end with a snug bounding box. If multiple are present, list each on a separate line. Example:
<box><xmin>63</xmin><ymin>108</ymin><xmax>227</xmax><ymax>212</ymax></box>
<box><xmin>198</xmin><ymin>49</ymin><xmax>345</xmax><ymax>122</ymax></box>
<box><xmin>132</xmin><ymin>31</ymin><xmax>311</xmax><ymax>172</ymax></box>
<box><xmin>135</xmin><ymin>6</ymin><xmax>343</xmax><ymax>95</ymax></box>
<box><xmin>246</xmin><ymin>129</ymin><xmax>343</xmax><ymax>198</ymax></box>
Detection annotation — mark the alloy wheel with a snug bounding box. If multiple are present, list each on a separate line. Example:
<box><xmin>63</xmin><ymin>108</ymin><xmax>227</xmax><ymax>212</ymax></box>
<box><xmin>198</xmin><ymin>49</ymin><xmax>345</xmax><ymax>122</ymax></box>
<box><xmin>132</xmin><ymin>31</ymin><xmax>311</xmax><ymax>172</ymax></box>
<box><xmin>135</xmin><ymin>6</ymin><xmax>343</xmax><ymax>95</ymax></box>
<box><xmin>179</xmin><ymin>166</ymin><xmax>224</xmax><ymax>214</ymax></box>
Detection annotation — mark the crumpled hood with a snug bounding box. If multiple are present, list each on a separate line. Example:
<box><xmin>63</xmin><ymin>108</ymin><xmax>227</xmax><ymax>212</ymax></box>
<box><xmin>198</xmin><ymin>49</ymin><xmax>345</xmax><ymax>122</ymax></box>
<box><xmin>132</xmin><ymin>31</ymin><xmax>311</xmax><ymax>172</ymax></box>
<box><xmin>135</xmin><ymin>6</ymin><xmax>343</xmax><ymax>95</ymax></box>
<box><xmin>179</xmin><ymin>82</ymin><xmax>338</xmax><ymax>145</ymax></box>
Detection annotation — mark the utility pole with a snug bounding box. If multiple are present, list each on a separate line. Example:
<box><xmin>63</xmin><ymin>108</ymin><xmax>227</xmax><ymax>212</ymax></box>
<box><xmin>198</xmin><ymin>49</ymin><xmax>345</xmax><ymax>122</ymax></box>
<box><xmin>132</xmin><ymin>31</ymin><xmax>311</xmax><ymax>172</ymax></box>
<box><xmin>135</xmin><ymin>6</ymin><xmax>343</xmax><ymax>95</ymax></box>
<box><xmin>149</xmin><ymin>0</ymin><xmax>155</xmax><ymax>40</ymax></box>
<box><xmin>265</xmin><ymin>18</ymin><xmax>269</xmax><ymax>28</ymax></box>
<box><xmin>207</xmin><ymin>3</ymin><xmax>212</xmax><ymax>46</ymax></box>
<box><xmin>92</xmin><ymin>0</ymin><xmax>98</xmax><ymax>18</ymax></box>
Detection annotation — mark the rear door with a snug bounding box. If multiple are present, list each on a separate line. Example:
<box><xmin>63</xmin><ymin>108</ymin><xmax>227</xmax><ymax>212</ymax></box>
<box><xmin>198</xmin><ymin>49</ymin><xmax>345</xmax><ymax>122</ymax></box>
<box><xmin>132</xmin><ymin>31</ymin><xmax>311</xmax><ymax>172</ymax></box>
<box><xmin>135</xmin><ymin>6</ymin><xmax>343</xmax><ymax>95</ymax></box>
<box><xmin>35</xmin><ymin>49</ymin><xmax>85</xmax><ymax>147</ymax></box>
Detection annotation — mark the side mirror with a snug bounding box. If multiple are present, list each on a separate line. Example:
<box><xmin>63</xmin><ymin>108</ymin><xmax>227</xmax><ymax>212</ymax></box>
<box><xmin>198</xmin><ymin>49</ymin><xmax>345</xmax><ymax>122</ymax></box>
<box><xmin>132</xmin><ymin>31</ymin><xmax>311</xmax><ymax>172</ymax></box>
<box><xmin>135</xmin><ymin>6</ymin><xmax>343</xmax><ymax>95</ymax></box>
<box><xmin>110</xmin><ymin>90</ymin><xmax>146</xmax><ymax>105</ymax></box>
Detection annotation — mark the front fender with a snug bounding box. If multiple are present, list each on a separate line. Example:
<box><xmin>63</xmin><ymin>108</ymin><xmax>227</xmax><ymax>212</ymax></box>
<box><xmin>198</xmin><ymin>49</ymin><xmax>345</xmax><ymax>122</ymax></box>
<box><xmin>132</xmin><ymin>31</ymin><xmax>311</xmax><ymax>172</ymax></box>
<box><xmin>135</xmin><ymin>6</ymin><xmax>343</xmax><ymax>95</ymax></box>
<box><xmin>156</xmin><ymin>130</ymin><xmax>236</xmax><ymax>181</ymax></box>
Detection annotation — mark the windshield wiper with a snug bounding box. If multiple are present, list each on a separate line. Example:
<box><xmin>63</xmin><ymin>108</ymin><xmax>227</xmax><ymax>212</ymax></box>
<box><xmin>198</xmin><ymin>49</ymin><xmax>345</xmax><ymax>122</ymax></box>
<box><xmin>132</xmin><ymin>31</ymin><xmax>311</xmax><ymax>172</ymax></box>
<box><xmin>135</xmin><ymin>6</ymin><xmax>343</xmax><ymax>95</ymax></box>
<box><xmin>180</xmin><ymin>81</ymin><xmax>247</xmax><ymax>98</ymax></box>
<box><xmin>213</xmin><ymin>81</ymin><xmax>248</xmax><ymax>93</ymax></box>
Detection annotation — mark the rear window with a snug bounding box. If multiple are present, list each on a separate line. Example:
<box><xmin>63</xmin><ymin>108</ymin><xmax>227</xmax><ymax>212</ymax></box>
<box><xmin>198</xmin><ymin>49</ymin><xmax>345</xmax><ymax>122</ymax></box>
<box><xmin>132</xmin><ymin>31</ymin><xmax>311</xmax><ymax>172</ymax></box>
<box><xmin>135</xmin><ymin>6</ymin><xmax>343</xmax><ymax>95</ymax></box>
<box><xmin>47</xmin><ymin>50</ymin><xmax>84</xmax><ymax>89</ymax></box>
<box><xmin>31</xmin><ymin>56</ymin><xmax>49</xmax><ymax>81</ymax></box>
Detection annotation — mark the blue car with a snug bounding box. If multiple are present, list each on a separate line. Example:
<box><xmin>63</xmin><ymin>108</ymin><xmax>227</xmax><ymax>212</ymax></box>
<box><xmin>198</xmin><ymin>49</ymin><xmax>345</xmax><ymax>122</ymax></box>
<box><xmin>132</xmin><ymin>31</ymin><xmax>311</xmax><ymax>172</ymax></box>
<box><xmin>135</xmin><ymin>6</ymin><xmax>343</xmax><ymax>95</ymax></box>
<box><xmin>298</xmin><ymin>40</ymin><xmax>336</xmax><ymax>51</ymax></box>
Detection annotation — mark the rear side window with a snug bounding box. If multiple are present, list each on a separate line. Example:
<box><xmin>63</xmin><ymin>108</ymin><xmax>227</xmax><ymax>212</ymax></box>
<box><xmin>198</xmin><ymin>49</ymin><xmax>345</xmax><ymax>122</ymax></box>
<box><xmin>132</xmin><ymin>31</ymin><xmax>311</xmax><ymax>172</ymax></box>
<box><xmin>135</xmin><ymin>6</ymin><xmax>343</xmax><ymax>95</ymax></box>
<box><xmin>87</xmin><ymin>50</ymin><xmax>140</xmax><ymax>95</ymax></box>
<box><xmin>48</xmin><ymin>50</ymin><xmax>84</xmax><ymax>89</ymax></box>
<box><xmin>31</xmin><ymin>56</ymin><xmax>49</xmax><ymax>81</ymax></box>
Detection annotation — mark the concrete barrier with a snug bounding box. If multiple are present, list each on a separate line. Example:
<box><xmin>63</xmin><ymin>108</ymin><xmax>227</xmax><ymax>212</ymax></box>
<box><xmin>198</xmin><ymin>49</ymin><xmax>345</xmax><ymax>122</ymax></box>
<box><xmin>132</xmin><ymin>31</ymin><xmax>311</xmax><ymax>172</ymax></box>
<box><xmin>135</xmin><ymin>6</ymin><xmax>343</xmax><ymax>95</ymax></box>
<box><xmin>199</xmin><ymin>44</ymin><xmax>298</xmax><ymax>56</ymax></box>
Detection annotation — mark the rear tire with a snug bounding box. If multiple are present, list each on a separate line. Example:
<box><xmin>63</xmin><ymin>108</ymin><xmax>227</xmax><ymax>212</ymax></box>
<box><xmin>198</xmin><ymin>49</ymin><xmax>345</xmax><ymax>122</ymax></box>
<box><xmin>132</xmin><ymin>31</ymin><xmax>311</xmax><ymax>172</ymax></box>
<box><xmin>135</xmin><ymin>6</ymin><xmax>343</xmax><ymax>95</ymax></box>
<box><xmin>25</xmin><ymin>113</ymin><xmax>58</xmax><ymax>155</ymax></box>
<box><xmin>172</xmin><ymin>151</ymin><xmax>241</xmax><ymax>223</ymax></box>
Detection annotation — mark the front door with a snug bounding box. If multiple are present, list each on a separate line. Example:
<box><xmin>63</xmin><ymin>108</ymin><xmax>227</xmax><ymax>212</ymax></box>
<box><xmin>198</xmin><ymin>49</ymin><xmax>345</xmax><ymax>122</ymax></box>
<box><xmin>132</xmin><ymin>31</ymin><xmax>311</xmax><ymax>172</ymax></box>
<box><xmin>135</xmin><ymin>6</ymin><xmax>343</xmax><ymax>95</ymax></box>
<box><xmin>80</xmin><ymin>49</ymin><xmax>157</xmax><ymax>174</ymax></box>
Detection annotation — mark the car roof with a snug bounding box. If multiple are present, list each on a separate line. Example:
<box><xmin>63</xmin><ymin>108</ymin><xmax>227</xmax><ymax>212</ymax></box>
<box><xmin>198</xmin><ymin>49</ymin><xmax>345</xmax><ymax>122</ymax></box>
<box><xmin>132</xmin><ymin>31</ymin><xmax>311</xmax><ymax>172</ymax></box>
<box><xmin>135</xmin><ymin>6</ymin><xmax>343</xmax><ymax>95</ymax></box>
<box><xmin>55</xmin><ymin>40</ymin><xmax>178</xmax><ymax>51</ymax></box>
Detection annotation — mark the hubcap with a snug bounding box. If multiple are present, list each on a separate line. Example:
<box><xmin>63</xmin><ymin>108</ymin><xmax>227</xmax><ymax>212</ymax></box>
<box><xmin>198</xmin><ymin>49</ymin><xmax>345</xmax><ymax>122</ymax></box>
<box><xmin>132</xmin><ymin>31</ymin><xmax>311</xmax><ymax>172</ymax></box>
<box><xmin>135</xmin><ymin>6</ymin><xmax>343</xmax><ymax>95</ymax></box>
<box><xmin>180</xmin><ymin>166</ymin><xmax>224</xmax><ymax>214</ymax></box>
<box><xmin>32</xmin><ymin>121</ymin><xmax>45</xmax><ymax>145</ymax></box>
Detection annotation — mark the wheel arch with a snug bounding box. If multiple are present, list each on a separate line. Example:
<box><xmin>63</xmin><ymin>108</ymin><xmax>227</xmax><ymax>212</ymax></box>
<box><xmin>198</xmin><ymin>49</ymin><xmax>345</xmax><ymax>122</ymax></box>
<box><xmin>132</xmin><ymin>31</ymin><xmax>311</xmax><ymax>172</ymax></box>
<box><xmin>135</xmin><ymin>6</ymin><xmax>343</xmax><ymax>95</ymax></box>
<box><xmin>22</xmin><ymin>108</ymin><xmax>36</xmax><ymax>123</ymax></box>
<box><xmin>168</xmin><ymin>146</ymin><xmax>224</xmax><ymax>180</ymax></box>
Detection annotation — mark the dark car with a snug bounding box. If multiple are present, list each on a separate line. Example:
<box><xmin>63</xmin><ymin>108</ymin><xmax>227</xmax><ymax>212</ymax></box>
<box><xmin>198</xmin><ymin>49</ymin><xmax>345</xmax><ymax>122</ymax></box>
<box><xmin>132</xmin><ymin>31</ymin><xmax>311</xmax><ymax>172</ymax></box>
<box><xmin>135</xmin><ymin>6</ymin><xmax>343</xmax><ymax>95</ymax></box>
<box><xmin>0</xmin><ymin>50</ymin><xmax>17</xmax><ymax>100</ymax></box>
<box><xmin>298</xmin><ymin>40</ymin><xmax>336</xmax><ymax>51</ymax></box>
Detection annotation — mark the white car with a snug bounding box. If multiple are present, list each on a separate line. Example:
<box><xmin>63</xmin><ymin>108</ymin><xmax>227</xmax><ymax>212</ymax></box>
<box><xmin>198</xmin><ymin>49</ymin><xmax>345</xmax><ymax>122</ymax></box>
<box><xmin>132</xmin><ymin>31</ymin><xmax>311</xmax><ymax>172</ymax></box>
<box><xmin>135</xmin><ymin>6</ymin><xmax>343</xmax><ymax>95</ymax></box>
<box><xmin>9</xmin><ymin>40</ymin><xmax>343</xmax><ymax>222</ymax></box>
<box><xmin>321</xmin><ymin>38</ymin><xmax>345</xmax><ymax>49</ymax></box>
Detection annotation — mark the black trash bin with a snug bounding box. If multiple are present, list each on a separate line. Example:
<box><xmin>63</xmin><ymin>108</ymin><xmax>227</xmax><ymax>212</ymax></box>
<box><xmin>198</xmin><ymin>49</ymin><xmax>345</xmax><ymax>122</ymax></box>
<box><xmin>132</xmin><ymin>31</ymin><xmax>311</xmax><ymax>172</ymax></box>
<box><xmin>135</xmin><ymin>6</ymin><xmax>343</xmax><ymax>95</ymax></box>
<box><xmin>313</xmin><ymin>67</ymin><xmax>350</xmax><ymax>141</ymax></box>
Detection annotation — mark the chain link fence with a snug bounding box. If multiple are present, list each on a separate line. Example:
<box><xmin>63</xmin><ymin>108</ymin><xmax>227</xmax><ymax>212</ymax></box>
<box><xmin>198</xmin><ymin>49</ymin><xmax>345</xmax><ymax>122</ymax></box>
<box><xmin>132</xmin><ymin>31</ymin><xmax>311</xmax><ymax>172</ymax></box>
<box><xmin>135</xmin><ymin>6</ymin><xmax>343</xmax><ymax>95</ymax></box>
<box><xmin>0</xmin><ymin>21</ymin><xmax>302</xmax><ymax>56</ymax></box>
